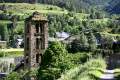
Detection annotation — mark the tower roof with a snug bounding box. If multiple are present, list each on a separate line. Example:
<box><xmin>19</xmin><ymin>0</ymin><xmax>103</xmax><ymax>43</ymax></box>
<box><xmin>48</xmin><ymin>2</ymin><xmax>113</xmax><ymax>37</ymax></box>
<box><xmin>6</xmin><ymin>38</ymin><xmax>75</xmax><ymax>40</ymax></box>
<box><xmin>25</xmin><ymin>11</ymin><xmax>48</xmax><ymax>22</ymax></box>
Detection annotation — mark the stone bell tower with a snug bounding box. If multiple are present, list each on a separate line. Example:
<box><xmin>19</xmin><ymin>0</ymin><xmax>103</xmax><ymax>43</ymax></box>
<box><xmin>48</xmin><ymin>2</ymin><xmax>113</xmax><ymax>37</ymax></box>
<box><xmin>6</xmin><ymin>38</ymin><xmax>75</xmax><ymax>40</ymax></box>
<box><xmin>24</xmin><ymin>12</ymin><xmax>48</xmax><ymax>71</ymax></box>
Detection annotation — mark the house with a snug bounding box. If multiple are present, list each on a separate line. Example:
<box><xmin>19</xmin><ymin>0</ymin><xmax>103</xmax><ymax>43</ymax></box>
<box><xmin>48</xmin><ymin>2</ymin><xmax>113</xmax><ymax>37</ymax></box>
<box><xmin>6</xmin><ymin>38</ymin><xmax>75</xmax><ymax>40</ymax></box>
<box><xmin>0</xmin><ymin>41</ymin><xmax>7</xmax><ymax>48</ymax></box>
<box><xmin>13</xmin><ymin>38</ymin><xmax>23</xmax><ymax>48</ymax></box>
<box><xmin>55</xmin><ymin>32</ymin><xmax>70</xmax><ymax>40</ymax></box>
<box><xmin>49</xmin><ymin>32</ymin><xmax>70</xmax><ymax>42</ymax></box>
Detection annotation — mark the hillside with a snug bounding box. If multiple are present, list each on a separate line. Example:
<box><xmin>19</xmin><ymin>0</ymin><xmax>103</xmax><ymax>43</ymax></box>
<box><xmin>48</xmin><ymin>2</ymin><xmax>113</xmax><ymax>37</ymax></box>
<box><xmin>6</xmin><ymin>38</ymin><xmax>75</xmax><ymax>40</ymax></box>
<box><xmin>2</xmin><ymin>0</ymin><xmax>120</xmax><ymax>14</ymax></box>
<box><xmin>39</xmin><ymin>0</ymin><xmax>111</xmax><ymax>13</ymax></box>
<box><xmin>0</xmin><ymin>3</ymin><xmax>68</xmax><ymax>15</ymax></box>
<box><xmin>0</xmin><ymin>1</ymin><xmax>120</xmax><ymax>80</ymax></box>
<box><xmin>0</xmin><ymin>0</ymin><xmax>111</xmax><ymax>12</ymax></box>
<box><xmin>106</xmin><ymin>0</ymin><xmax>120</xmax><ymax>14</ymax></box>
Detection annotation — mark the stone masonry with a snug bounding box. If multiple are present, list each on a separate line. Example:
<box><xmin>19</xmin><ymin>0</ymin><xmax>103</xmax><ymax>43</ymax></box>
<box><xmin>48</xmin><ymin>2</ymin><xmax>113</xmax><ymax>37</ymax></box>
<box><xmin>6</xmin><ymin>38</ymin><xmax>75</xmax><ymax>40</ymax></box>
<box><xmin>24</xmin><ymin>11</ymin><xmax>48</xmax><ymax>80</ymax></box>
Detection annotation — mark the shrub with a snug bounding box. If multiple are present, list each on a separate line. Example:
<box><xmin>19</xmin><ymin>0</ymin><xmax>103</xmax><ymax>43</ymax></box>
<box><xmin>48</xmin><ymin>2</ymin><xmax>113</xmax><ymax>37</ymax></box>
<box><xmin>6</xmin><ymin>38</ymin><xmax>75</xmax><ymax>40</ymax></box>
<box><xmin>38</xmin><ymin>41</ymin><xmax>75</xmax><ymax>79</ymax></box>
<box><xmin>58</xmin><ymin>57</ymin><xmax>106</xmax><ymax>80</ymax></box>
<box><xmin>4</xmin><ymin>72</ymin><xmax>21</xmax><ymax>80</ymax></box>
<box><xmin>85</xmin><ymin>57</ymin><xmax>106</xmax><ymax>69</ymax></box>
<box><xmin>0</xmin><ymin>51</ymin><xmax>5</xmax><ymax>57</ymax></box>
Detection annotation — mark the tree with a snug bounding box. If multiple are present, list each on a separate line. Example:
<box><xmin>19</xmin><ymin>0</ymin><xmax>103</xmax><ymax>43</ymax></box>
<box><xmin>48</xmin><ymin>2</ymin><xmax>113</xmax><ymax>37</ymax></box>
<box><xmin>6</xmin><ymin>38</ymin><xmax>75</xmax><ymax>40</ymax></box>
<box><xmin>38</xmin><ymin>41</ymin><xmax>74</xmax><ymax>80</ymax></box>
<box><xmin>0</xmin><ymin>24</ymin><xmax>8</xmax><ymax>41</ymax></box>
<box><xmin>70</xmin><ymin>32</ymin><xmax>89</xmax><ymax>53</ymax></box>
<box><xmin>87</xmin><ymin>32</ymin><xmax>97</xmax><ymax>51</ymax></box>
<box><xmin>79</xmin><ymin>32</ymin><xmax>89</xmax><ymax>50</ymax></box>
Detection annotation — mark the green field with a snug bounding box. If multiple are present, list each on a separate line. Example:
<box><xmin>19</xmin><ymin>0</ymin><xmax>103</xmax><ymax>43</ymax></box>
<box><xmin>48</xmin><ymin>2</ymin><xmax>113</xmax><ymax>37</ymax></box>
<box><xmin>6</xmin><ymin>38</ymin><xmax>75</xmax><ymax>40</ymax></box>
<box><xmin>0</xmin><ymin>48</ymin><xmax>24</xmax><ymax>57</ymax></box>
<box><xmin>0</xmin><ymin>3</ymin><xmax>68</xmax><ymax>15</ymax></box>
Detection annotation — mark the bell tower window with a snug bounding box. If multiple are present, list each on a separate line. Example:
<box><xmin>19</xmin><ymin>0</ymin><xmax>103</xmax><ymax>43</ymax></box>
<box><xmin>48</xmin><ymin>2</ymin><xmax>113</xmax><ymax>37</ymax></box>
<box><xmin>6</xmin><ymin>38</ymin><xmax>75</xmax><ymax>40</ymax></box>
<box><xmin>26</xmin><ymin>38</ymin><xmax>29</xmax><ymax>50</ymax></box>
<box><xmin>36</xmin><ymin>54</ymin><xmax>39</xmax><ymax>63</ymax></box>
<box><xmin>36</xmin><ymin>38</ymin><xmax>39</xmax><ymax>49</ymax></box>
<box><xmin>36</xmin><ymin>23</ymin><xmax>39</xmax><ymax>33</ymax></box>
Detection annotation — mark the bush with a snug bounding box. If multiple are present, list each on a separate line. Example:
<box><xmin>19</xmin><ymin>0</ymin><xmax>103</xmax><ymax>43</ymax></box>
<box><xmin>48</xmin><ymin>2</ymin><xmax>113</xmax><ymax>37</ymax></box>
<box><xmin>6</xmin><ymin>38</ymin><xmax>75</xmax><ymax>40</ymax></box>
<box><xmin>0</xmin><ymin>51</ymin><xmax>5</xmax><ymax>57</ymax></box>
<box><xmin>38</xmin><ymin>41</ymin><xmax>75</xmax><ymax>80</ymax></box>
<box><xmin>68</xmin><ymin>52</ymin><xmax>90</xmax><ymax>64</ymax></box>
<box><xmin>58</xmin><ymin>57</ymin><xmax>106</xmax><ymax>80</ymax></box>
<box><xmin>85</xmin><ymin>57</ymin><xmax>106</xmax><ymax>69</ymax></box>
<box><xmin>4</xmin><ymin>72</ymin><xmax>21</xmax><ymax>80</ymax></box>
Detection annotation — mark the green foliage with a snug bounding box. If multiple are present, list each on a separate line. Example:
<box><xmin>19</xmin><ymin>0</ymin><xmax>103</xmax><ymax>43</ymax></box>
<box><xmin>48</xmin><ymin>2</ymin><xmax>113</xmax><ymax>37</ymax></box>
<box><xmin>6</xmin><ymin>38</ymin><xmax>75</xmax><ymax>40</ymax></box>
<box><xmin>13</xmin><ymin>22</ymin><xmax>24</xmax><ymax>35</ymax></box>
<box><xmin>114</xmin><ymin>69</ymin><xmax>120</xmax><ymax>80</ymax></box>
<box><xmin>0</xmin><ymin>61</ymin><xmax>15</xmax><ymax>73</ymax></box>
<box><xmin>58</xmin><ymin>57</ymin><xmax>106</xmax><ymax>80</ymax></box>
<box><xmin>4</xmin><ymin>72</ymin><xmax>21</xmax><ymax>80</ymax></box>
<box><xmin>0</xmin><ymin>51</ymin><xmax>5</xmax><ymax>57</ymax></box>
<box><xmin>0</xmin><ymin>23</ymin><xmax>8</xmax><ymax>41</ymax></box>
<box><xmin>70</xmin><ymin>30</ymin><xmax>97</xmax><ymax>52</ymax></box>
<box><xmin>87</xmin><ymin>32</ymin><xmax>97</xmax><ymax>51</ymax></box>
<box><xmin>48</xmin><ymin>14</ymin><xmax>80</xmax><ymax>37</ymax></box>
<box><xmin>68</xmin><ymin>52</ymin><xmax>90</xmax><ymax>64</ymax></box>
<box><xmin>0</xmin><ymin>50</ymin><xmax>23</xmax><ymax>57</ymax></box>
<box><xmin>38</xmin><ymin>42</ymin><xmax>74</xmax><ymax>79</ymax></box>
<box><xmin>39</xmin><ymin>0</ymin><xmax>110</xmax><ymax>13</ymax></box>
<box><xmin>38</xmin><ymin>42</ymin><xmax>89</xmax><ymax>80</ymax></box>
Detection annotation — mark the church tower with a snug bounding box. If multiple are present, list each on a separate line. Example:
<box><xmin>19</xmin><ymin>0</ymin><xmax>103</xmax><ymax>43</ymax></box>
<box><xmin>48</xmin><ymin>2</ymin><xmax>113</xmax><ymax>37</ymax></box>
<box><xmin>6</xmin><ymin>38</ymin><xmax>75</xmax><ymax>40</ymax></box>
<box><xmin>24</xmin><ymin>12</ymin><xmax>48</xmax><ymax>72</ymax></box>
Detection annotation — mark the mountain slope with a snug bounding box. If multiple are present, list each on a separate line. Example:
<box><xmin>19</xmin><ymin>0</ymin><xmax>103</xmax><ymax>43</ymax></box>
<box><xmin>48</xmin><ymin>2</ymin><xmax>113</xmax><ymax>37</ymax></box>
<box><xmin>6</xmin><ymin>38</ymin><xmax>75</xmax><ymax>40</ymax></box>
<box><xmin>106</xmin><ymin>0</ymin><xmax>120</xmax><ymax>14</ymax></box>
<box><xmin>39</xmin><ymin>0</ymin><xmax>111</xmax><ymax>11</ymax></box>
<box><xmin>0</xmin><ymin>0</ymin><xmax>111</xmax><ymax>12</ymax></box>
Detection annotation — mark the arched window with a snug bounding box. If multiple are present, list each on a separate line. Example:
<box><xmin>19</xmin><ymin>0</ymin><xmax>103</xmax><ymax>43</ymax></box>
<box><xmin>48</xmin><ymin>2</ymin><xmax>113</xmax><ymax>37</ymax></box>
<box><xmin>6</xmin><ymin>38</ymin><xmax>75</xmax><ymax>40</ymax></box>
<box><xmin>26</xmin><ymin>38</ymin><xmax>29</xmax><ymax>50</ymax></box>
<box><xmin>36</xmin><ymin>54</ymin><xmax>39</xmax><ymax>63</ymax></box>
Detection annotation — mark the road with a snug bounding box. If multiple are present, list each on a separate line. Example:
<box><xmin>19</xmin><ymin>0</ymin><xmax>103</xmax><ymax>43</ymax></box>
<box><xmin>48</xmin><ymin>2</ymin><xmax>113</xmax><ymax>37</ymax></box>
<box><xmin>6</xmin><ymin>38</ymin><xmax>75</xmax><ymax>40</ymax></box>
<box><xmin>100</xmin><ymin>70</ymin><xmax>115</xmax><ymax>80</ymax></box>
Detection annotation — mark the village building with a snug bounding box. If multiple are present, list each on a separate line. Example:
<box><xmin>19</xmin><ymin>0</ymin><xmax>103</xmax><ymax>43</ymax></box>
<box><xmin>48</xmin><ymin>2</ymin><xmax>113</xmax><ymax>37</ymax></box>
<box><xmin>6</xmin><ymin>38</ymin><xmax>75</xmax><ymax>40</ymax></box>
<box><xmin>49</xmin><ymin>32</ymin><xmax>70</xmax><ymax>42</ymax></box>
<box><xmin>0</xmin><ymin>35</ymin><xmax>7</xmax><ymax>48</ymax></box>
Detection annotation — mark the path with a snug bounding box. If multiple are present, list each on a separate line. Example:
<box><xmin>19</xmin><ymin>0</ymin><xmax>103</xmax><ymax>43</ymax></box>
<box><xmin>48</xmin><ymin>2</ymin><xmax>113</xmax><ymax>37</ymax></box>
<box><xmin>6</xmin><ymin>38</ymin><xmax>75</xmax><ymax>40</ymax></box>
<box><xmin>0</xmin><ymin>73</ymin><xmax>8</xmax><ymax>78</ymax></box>
<box><xmin>100</xmin><ymin>70</ymin><xmax>115</xmax><ymax>80</ymax></box>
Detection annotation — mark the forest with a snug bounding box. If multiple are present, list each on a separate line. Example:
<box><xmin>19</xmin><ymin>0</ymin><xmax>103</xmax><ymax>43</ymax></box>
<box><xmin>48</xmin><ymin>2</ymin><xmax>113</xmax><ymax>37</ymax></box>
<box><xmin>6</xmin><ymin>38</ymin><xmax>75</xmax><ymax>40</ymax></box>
<box><xmin>0</xmin><ymin>0</ymin><xmax>120</xmax><ymax>80</ymax></box>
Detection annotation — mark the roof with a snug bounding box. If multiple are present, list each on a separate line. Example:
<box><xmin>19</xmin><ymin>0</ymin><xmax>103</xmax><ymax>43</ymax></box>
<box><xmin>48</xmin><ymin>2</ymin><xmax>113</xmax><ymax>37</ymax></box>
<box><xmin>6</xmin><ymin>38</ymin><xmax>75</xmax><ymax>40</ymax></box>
<box><xmin>0</xmin><ymin>41</ymin><xmax>7</xmax><ymax>43</ymax></box>
<box><xmin>17</xmin><ymin>39</ymin><xmax>23</xmax><ymax>42</ymax></box>
<box><xmin>0</xmin><ymin>73</ymin><xmax>8</xmax><ymax>78</ymax></box>
<box><xmin>25</xmin><ymin>11</ymin><xmax>48</xmax><ymax>21</ymax></box>
<box><xmin>56</xmin><ymin>32</ymin><xmax>69</xmax><ymax>38</ymax></box>
<box><xmin>113</xmin><ymin>41</ymin><xmax>120</xmax><ymax>44</ymax></box>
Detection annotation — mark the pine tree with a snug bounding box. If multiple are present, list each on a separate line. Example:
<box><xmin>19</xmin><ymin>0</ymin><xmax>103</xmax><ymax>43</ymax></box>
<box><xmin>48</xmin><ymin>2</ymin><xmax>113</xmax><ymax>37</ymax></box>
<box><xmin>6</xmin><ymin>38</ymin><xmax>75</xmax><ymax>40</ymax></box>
<box><xmin>88</xmin><ymin>32</ymin><xmax>97</xmax><ymax>51</ymax></box>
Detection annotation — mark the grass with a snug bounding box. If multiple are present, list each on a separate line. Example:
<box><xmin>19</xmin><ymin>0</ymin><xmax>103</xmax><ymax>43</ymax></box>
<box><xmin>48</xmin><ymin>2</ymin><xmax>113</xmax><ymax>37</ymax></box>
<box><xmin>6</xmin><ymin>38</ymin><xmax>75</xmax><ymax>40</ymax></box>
<box><xmin>0</xmin><ymin>20</ymin><xmax>24</xmax><ymax>24</ymax></box>
<box><xmin>75</xmin><ymin>13</ymin><xmax>90</xmax><ymax>19</ymax></box>
<box><xmin>0</xmin><ymin>48</ymin><xmax>24</xmax><ymax>57</ymax></box>
<box><xmin>0</xmin><ymin>3</ymin><xmax>63</xmax><ymax>11</ymax></box>
<box><xmin>0</xmin><ymin>3</ymin><xmax>68</xmax><ymax>15</ymax></box>
<box><xmin>101</xmin><ymin>32</ymin><xmax>120</xmax><ymax>37</ymax></box>
<box><xmin>0</xmin><ymin>48</ymin><xmax>24</xmax><ymax>52</ymax></box>
<box><xmin>58</xmin><ymin>57</ymin><xmax>106</xmax><ymax>80</ymax></box>
<box><xmin>113</xmin><ymin>69</ymin><xmax>120</xmax><ymax>80</ymax></box>
<box><xmin>0</xmin><ymin>3</ymin><xmax>112</xmax><ymax>25</ymax></box>
<box><xmin>89</xmin><ymin>68</ymin><xmax>105</xmax><ymax>78</ymax></box>
<box><xmin>0</xmin><ymin>3</ymin><xmax>95</xmax><ymax>20</ymax></box>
